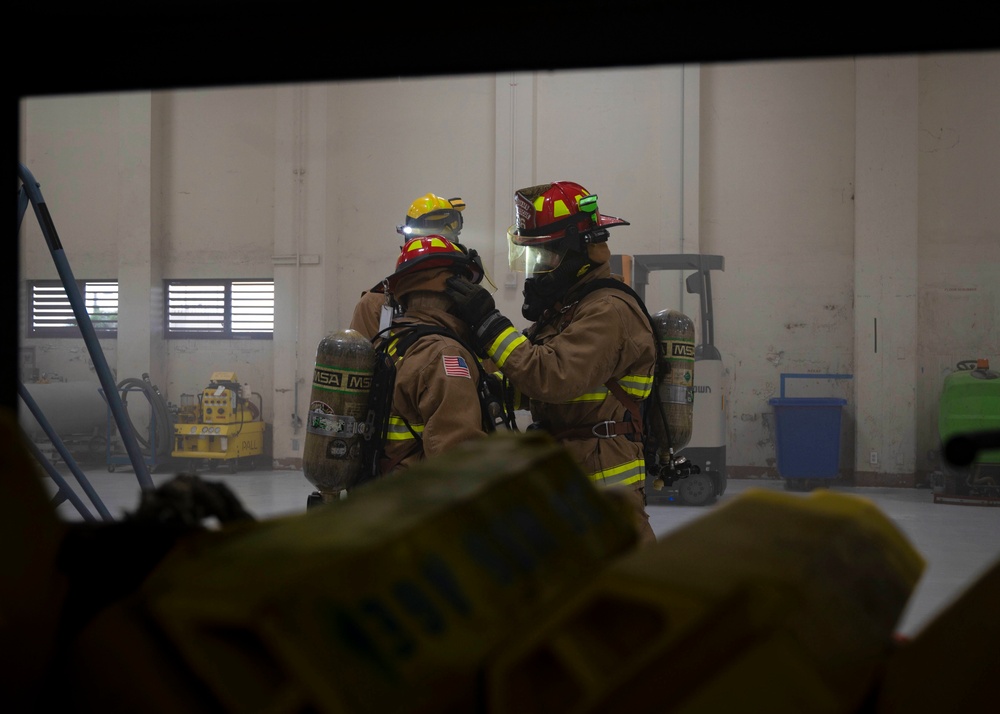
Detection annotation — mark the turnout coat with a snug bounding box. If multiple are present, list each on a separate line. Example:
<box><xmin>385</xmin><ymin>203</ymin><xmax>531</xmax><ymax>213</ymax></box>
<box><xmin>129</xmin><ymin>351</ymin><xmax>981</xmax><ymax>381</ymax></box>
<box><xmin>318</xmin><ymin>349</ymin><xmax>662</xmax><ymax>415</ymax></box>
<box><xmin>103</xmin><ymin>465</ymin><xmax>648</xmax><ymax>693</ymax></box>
<box><xmin>483</xmin><ymin>263</ymin><xmax>657</xmax><ymax>492</ymax></box>
<box><xmin>379</xmin><ymin>298</ymin><xmax>489</xmax><ymax>474</ymax></box>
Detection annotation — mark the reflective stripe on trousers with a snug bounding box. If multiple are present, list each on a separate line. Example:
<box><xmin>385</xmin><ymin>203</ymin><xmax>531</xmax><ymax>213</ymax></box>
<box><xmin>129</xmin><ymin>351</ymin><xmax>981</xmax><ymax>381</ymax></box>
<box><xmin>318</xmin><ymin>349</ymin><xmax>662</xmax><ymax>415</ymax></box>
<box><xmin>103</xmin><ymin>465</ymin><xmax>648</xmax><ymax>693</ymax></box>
<box><xmin>588</xmin><ymin>457</ymin><xmax>645</xmax><ymax>488</ymax></box>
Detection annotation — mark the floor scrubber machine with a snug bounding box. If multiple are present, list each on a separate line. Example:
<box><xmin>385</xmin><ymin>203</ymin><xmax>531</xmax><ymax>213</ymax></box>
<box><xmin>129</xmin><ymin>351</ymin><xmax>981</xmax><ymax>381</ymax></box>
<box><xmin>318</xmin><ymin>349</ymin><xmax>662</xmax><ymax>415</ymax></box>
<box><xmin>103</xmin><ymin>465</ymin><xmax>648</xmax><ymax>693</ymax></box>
<box><xmin>935</xmin><ymin>358</ymin><xmax>1000</xmax><ymax>506</ymax></box>
<box><xmin>171</xmin><ymin>371</ymin><xmax>267</xmax><ymax>473</ymax></box>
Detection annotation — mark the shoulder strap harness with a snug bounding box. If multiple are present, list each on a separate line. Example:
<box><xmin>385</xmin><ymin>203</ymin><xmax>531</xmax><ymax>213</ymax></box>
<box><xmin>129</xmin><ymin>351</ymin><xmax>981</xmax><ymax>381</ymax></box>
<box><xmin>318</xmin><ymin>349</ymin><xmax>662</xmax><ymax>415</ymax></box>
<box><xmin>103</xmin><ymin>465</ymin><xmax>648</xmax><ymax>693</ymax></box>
<box><xmin>363</xmin><ymin>323</ymin><xmax>517</xmax><ymax>480</ymax></box>
<box><xmin>532</xmin><ymin>278</ymin><xmax>670</xmax><ymax>451</ymax></box>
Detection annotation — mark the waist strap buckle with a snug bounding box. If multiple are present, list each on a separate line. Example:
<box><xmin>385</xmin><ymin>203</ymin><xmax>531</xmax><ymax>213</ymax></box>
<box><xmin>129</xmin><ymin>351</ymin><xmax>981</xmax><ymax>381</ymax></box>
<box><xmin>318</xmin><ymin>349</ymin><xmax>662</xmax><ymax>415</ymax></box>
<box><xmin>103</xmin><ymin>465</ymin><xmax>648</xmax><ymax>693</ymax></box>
<box><xmin>592</xmin><ymin>421</ymin><xmax>618</xmax><ymax>438</ymax></box>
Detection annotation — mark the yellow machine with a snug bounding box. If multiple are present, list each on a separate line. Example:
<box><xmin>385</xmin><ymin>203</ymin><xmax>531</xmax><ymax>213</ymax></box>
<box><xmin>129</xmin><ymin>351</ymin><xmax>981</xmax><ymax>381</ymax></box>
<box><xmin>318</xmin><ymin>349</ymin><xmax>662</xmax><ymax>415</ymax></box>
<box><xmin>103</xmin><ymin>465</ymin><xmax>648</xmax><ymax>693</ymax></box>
<box><xmin>171</xmin><ymin>371</ymin><xmax>267</xmax><ymax>472</ymax></box>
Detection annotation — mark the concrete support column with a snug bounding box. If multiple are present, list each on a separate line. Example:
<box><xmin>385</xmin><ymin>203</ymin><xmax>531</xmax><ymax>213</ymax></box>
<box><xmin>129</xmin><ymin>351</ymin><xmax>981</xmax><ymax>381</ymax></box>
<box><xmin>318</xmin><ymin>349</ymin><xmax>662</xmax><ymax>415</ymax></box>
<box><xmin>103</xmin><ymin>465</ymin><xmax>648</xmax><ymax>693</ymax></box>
<box><xmin>115</xmin><ymin>93</ymin><xmax>162</xmax><ymax>388</ymax></box>
<box><xmin>271</xmin><ymin>85</ymin><xmax>328</xmax><ymax>468</ymax></box>
<box><xmin>853</xmin><ymin>57</ymin><xmax>919</xmax><ymax>485</ymax></box>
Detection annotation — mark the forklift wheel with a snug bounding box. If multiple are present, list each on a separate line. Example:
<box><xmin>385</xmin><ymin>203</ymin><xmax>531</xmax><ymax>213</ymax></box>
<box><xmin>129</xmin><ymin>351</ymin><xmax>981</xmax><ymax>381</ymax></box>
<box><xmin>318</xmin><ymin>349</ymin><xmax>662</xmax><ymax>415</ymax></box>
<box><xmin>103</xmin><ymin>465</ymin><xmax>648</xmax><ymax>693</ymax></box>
<box><xmin>679</xmin><ymin>472</ymin><xmax>716</xmax><ymax>506</ymax></box>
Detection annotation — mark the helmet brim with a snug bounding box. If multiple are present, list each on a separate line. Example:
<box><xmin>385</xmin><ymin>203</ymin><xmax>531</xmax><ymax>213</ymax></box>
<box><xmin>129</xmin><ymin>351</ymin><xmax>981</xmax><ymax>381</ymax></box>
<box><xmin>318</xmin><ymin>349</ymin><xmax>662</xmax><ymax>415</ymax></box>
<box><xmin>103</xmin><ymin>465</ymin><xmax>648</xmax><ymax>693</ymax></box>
<box><xmin>596</xmin><ymin>213</ymin><xmax>629</xmax><ymax>229</ymax></box>
<box><xmin>508</xmin><ymin>212</ymin><xmax>629</xmax><ymax>247</ymax></box>
<box><xmin>387</xmin><ymin>254</ymin><xmax>482</xmax><ymax>293</ymax></box>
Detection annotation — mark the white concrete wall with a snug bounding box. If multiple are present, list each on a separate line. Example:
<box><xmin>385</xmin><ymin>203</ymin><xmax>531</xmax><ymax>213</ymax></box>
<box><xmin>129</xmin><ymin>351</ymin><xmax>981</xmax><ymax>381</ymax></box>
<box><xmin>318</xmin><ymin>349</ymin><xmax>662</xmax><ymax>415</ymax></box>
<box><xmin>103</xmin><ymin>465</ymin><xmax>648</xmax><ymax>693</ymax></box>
<box><xmin>156</xmin><ymin>87</ymin><xmax>276</xmax><ymax>423</ymax></box>
<box><xmin>19</xmin><ymin>94</ymin><xmax>124</xmax><ymax>383</ymax></box>
<box><xmin>700</xmin><ymin>57</ymin><xmax>858</xmax><ymax>476</ymax></box>
<box><xmin>916</xmin><ymin>52</ymin><xmax>1000</xmax><ymax>475</ymax></box>
<box><xmin>18</xmin><ymin>67</ymin><xmax>692</xmax><ymax>467</ymax></box>
<box><xmin>18</xmin><ymin>51</ymin><xmax>1000</xmax><ymax>480</ymax></box>
<box><xmin>854</xmin><ymin>56</ymin><xmax>920</xmax><ymax>483</ymax></box>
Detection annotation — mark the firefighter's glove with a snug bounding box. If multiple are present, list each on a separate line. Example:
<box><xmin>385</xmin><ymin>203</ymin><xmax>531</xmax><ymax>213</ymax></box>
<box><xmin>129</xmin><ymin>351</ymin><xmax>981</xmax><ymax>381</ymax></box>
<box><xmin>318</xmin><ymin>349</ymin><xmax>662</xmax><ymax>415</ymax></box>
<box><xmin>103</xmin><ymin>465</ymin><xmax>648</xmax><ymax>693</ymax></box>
<box><xmin>446</xmin><ymin>275</ymin><xmax>496</xmax><ymax>326</ymax></box>
<box><xmin>446</xmin><ymin>275</ymin><xmax>513</xmax><ymax>355</ymax></box>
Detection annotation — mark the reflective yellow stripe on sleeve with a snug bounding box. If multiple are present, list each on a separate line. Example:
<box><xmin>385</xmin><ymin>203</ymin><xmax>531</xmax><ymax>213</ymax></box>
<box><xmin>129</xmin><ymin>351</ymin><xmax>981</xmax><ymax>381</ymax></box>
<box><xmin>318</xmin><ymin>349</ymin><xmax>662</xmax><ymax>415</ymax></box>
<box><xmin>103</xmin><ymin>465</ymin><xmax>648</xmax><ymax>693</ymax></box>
<box><xmin>568</xmin><ymin>387</ymin><xmax>610</xmax><ymax>403</ymax></box>
<box><xmin>618</xmin><ymin>373</ymin><xmax>654</xmax><ymax>399</ymax></box>
<box><xmin>487</xmin><ymin>326</ymin><xmax>527</xmax><ymax>368</ymax></box>
<box><xmin>386</xmin><ymin>416</ymin><xmax>424</xmax><ymax>441</ymax></box>
<box><xmin>566</xmin><ymin>373</ymin><xmax>654</xmax><ymax>403</ymax></box>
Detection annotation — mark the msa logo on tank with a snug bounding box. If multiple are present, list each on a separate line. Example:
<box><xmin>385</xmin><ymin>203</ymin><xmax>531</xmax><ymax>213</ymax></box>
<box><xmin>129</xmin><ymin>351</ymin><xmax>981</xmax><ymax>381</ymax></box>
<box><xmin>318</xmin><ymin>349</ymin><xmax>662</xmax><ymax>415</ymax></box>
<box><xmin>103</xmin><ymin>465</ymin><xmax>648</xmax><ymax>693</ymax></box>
<box><xmin>663</xmin><ymin>339</ymin><xmax>695</xmax><ymax>361</ymax></box>
<box><xmin>312</xmin><ymin>364</ymin><xmax>373</xmax><ymax>392</ymax></box>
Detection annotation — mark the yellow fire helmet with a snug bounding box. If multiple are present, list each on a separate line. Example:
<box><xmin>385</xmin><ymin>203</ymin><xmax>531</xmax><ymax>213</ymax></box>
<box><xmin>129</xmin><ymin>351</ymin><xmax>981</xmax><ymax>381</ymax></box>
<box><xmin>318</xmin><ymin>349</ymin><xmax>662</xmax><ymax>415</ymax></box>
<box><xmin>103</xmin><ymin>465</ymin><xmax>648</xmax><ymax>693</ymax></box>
<box><xmin>397</xmin><ymin>193</ymin><xmax>465</xmax><ymax>241</ymax></box>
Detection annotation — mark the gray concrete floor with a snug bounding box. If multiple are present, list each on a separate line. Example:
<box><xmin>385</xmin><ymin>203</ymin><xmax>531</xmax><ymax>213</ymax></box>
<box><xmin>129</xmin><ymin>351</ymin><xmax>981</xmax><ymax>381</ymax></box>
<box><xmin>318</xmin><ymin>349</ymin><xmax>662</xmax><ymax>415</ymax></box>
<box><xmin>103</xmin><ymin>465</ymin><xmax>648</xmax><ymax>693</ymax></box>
<box><xmin>44</xmin><ymin>460</ymin><xmax>1000</xmax><ymax>639</ymax></box>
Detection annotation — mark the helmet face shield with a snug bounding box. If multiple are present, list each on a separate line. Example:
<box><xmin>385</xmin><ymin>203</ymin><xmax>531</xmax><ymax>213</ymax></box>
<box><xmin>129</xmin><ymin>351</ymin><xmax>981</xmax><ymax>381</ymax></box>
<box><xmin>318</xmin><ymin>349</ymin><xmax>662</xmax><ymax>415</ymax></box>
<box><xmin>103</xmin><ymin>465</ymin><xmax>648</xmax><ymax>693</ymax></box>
<box><xmin>397</xmin><ymin>208</ymin><xmax>464</xmax><ymax>241</ymax></box>
<box><xmin>507</xmin><ymin>228</ymin><xmax>570</xmax><ymax>277</ymax></box>
<box><xmin>398</xmin><ymin>193</ymin><xmax>465</xmax><ymax>242</ymax></box>
<box><xmin>524</xmin><ymin>244</ymin><xmax>569</xmax><ymax>277</ymax></box>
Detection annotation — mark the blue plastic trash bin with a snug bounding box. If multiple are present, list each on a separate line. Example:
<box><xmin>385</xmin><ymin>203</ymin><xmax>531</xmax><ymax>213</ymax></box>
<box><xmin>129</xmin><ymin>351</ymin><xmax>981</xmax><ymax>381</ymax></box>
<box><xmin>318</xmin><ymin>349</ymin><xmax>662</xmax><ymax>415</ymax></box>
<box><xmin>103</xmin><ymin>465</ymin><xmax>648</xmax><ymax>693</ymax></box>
<box><xmin>768</xmin><ymin>397</ymin><xmax>847</xmax><ymax>479</ymax></box>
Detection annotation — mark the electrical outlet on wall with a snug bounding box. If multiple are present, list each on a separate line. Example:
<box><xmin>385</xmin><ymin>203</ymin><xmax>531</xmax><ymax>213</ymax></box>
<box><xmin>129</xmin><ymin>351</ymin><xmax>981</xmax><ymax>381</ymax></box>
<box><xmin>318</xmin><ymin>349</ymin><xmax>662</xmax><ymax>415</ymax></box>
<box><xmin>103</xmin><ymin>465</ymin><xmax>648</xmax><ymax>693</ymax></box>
<box><xmin>869</xmin><ymin>450</ymin><xmax>878</xmax><ymax>465</ymax></box>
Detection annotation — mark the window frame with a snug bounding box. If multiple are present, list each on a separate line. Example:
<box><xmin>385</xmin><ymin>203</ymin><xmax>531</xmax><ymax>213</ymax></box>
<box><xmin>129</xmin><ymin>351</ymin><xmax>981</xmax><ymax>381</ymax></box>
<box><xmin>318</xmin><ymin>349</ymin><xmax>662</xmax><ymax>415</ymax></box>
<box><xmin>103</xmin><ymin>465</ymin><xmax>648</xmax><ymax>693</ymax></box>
<box><xmin>164</xmin><ymin>279</ymin><xmax>275</xmax><ymax>340</ymax></box>
<box><xmin>26</xmin><ymin>279</ymin><xmax>119</xmax><ymax>338</ymax></box>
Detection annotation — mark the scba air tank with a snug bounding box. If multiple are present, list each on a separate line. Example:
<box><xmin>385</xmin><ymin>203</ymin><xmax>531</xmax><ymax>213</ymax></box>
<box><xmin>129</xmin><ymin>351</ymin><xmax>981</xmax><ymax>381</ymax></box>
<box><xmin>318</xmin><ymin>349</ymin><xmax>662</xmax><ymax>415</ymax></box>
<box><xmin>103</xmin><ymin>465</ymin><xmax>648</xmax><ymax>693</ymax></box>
<box><xmin>648</xmin><ymin>309</ymin><xmax>695</xmax><ymax>458</ymax></box>
<box><xmin>303</xmin><ymin>329</ymin><xmax>375</xmax><ymax>503</ymax></box>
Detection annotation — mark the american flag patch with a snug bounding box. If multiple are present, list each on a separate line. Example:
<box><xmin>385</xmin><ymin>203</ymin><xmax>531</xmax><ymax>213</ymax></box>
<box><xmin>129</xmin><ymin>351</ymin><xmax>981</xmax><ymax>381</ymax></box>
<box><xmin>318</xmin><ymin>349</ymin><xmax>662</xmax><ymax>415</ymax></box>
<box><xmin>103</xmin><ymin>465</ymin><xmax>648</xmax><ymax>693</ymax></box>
<box><xmin>442</xmin><ymin>355</ymin><xmax>471</xmax><ymax>378</ymax></box>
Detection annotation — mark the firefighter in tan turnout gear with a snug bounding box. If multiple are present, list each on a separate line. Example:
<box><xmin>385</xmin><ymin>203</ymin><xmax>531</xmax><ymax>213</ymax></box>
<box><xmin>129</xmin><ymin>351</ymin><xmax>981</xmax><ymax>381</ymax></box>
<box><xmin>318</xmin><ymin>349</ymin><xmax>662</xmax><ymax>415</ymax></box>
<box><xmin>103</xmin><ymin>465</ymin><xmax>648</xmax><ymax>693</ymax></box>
<box><xmin>372</xmin><ymin>234</ymin><xmax>507</xmax><ymax>475</ymax></box>
<box><xmin>445</xmin><ymin>181</ymin><xmax>658</xmax><ymax>545</ymax></box>
<box><xmin>349</xmin><ymin>193</ymin><xmax>489</xmax><ymax>340</ymax></box>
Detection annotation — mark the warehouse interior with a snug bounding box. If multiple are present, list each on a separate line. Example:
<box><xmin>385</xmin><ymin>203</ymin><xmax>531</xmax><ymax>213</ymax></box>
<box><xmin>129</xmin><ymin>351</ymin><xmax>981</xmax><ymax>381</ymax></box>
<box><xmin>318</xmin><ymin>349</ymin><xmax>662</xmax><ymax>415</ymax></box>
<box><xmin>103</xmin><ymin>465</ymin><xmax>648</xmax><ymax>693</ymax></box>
<box><xmin>16</xmin><ymin>51</ymin><xmax>1000</xmax><ymax>486</ymax></box>
<box><xmin>8</xmin><ymin>13</ymin><xmax>1000</xmax><ymax>713</ymax></box>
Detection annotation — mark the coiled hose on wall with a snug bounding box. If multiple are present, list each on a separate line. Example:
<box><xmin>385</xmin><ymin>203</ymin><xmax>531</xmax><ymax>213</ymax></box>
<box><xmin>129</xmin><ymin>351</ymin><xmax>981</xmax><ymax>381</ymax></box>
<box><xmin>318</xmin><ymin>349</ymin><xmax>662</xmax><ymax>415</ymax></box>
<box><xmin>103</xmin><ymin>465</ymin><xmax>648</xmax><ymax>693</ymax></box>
<box><xmin>116</xmin><ymin>374</ymin><xmax>174</xmax><ymax>459</ymax></box>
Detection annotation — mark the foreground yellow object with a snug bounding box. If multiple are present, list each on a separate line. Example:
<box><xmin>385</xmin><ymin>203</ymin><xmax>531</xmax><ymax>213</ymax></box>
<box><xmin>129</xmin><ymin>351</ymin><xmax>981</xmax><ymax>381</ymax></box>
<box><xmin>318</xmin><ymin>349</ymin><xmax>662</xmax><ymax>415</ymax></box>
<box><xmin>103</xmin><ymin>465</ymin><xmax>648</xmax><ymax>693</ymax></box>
<box><xmin>485</xmin><ymin>487</ymin><xmax>926</xmax><ymax>714</ymax></box>
<box><xmin>68</xmin><ymin>431</ymin><xmax>638</xmax><ymax>713</ymax></box>
<box><xmin>874</xmin><ymin>555</ymin><xmax>1000</xmax><ymax>714</ymax></box>
<box><xmin>7</xmin><ymin>414</ymin><xmax>936</xmax><ymax>714</ymax></box>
